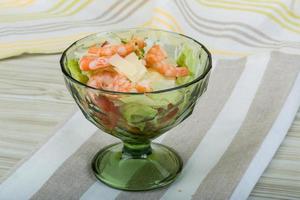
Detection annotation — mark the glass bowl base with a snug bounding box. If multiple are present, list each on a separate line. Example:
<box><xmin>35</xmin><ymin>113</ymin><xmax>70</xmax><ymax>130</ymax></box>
<box><xmin>92</xmin><ymin>142</ymin><xmax>183</xmax><ymax>191</ymax></box>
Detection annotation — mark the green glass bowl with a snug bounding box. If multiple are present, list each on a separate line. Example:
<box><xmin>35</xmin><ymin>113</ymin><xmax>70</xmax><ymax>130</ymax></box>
<box><xmin>60</xmin><ymin>28</ymin><xmax>212</xmax><ymax>191</ymax></box>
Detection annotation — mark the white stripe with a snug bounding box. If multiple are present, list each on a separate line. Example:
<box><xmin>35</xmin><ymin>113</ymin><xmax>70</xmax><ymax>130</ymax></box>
<box><xmin>80</xmin><ymin>182</ymin><xmax>120</xmax><ymax>200</ymax></box>
<box><xmin>0</xmin><ymin>111</ymin><xmax>98</xmax><ymax>200</ymax></box>
<box><xmin>230</xmin><ymin>73</ymin><xmax>300</xmax><ymax>200</ymax></box>
<box><xmin>80</xmin><ymin>131</ymin><xmax>168</xmax><ymax>200</ymax></box>
<box><xmin>161</xmin><ymin>53</ymin><xmax>271</xmax><ymax>200</ymax></box>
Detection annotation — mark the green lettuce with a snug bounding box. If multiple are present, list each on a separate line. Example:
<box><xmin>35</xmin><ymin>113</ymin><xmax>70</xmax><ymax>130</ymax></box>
<box><xmin>119</xmin><ymin>91</ymin><xmax>183</xmax><ymax>131</ymax></box>
<box><xmin>67</xmin><ymin>59</ymin><xmax>89</xmax><ymax>84</ymax></box>
<box><xmin>120</xmin><ymin>91</ymin><xmax>183</xmax><ymax>109</ymax></box>
<box><xmin>120</xmin><ymin>103</ymin><xmax>158</xmax><ymax>123</ymax></box>
<box><xmin>176</xmin><ymin>45</ymin><xmax>198</xmax><ymax>85</ymax></box>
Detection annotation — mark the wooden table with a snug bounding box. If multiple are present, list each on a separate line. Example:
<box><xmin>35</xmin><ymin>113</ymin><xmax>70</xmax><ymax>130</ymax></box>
<box><xmin>1</xmin><ymin>54</ymin><xmax>300</xmax><ymax>199</ymax></box>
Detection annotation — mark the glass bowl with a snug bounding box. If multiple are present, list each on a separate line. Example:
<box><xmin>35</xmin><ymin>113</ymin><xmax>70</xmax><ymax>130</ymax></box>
<box><xmin>60</xmin><ymin>28</ymin><xmax>212</xmax><ymax>191</ymax></box>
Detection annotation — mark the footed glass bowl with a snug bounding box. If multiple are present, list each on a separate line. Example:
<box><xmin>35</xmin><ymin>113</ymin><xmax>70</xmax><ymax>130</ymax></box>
<box><xmin>60</xmin><ymin>28</ymin><xmax>211</xmax><ymax>191</ymax></box>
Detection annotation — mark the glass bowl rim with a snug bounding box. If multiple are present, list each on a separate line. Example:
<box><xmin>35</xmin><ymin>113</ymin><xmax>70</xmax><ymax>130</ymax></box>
<box><xmin>60</xmin><ymin>28</ymin><xmax>212</xmax><ymax>95</ymax></box>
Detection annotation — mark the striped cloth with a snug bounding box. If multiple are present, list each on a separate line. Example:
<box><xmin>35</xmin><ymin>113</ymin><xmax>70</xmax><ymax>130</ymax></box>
<box><xmin>1</xmin><ymin>0</ymin><xmax>300</xmax><ymax>59</ymax></box>
<box><xmin>1</xmin><ymin>0</ymin><xmax>300</xmax><ymax>200</ymax></box>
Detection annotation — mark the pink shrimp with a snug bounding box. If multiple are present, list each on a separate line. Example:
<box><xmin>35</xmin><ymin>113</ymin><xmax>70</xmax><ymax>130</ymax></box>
<box><xmin>145</xmin><ymin>45</ymin><xmax>189</xmax><ymax>77</ymax></box>
<box><xmin>151</xmin><ymin>62</ymin><xmax>189</xmax><ymax>77</ymax></box>
<box><xmin>79</xmin><ymin>56</ymin><xmax>110</xmax><ymax>71</ymax></box>
<box><xmin>145</xmin><ymin>44</ymin><xmax>167</xmax><ymax>66</ymax></box>
<box><xmin>87</xmin><ymin>70</ymin><xmax>133</xmax><ymax>92</ymax></box>
<box><xmin>88</xmin><ymin>37</ymin><xmax>146</xmax><ymax>57</ymax></box>
<box><xmin>135</xmin><ymin>81</ymin><xmax>152</xmax><ymax>93</ymax></box>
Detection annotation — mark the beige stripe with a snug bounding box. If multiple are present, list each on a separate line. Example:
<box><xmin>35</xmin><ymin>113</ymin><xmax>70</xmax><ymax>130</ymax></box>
<box><xmin>31</xmin><ymin>131</ymin><xmax>118</xmax><ymax>200</ymax></box>
<box><xmin>115</xmin><ymin>58</ymin><xmax>247</xmax><ymax>200</ymax></box>
<box><xmin>193</xmin><ymin>52</ymin><xmax>300</xmax><ymax>200</ymax></box>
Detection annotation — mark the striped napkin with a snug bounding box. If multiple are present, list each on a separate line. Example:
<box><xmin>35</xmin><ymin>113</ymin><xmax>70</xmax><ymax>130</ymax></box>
<box><xmin>1</xmin><ymin>0</ymin><xmax>300</xmax><ymax>200</ymax></box>
<box><xmin>1</xmin><ymin>0</ymin><xmax>300</xmax><ymax>59</ymax></box>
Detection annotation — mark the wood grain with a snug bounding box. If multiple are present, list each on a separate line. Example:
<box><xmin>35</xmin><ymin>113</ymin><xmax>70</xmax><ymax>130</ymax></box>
<box><xmin>0</xmin><ymin>54</ymin><xmax>299</xmax><ymax>199</ymax></box>
<box><xmin>0</xmin><ymin>54</ymin><xmax>75</xmax><ymax>181</ymax></box>
<box><xmin>249</xmin><ymin>111</ymin><xmax>300</xmax><ymax>199</ymax></box>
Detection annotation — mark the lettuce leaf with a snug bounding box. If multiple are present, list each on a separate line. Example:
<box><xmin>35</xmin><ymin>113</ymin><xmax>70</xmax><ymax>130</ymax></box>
<box><xmin>119</xmin><ymin>91</ymin><xmax>183</xmax><ymax>131</ymax></box>
<box><xmin>176</xmin><ymin>45</ymin><xmax>198</xmax><ymax>85</ymax></box>
<box><xmin>120</xmin><ymin>91</ymin><xmax>183</xmax><ymax>109</ymax></box>
<box><xmin>67</xmin><ymin>59</ymin><xmax>89</xmax><ymax>84</ymax></box>
<box><xmin>120</xmin><ymin>103</ymin><xmax>157</xmax><ymax>124</ymax></box>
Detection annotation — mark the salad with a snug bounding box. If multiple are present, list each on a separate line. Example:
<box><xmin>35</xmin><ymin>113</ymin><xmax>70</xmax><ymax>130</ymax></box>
<box><xmin>68</xmin><ymin>37</ymin><xmax>194</xmax><ymax>92</ymax></box>
<box><xmin>66</xmin><ymin>36</ymin><xmax>202</xmax><ymax>136</ymax></box>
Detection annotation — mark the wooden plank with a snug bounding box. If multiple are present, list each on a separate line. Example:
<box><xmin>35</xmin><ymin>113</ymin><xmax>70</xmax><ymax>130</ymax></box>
<box><xmin>249</xmin><ymin>111</ymin><xmax>300</xmax><ymax>199</ymax></box>
<box><xmin>0</xmin><ymin>54</ymin><xmax>75</xmax><ymax>182</ymax></box>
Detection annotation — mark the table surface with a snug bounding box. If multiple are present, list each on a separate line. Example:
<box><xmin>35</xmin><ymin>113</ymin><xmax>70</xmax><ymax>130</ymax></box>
<box><xmin>1</xmin><ymin>54</ymin><xmax>300</xmax><ymax>199</ymax></box>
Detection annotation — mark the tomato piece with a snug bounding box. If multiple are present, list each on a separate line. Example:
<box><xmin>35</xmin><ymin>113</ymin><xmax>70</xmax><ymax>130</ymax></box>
<box><xmin>93</xmin><ymin>95</ymin><xmax>115</xmax><ymax>112</ymax></box>
<box><xmin>93</xmin><ymin>95</ymin><xmax>120</xmax><ymax>129</ymax></box>
<box><xmin>161</xmin><ymin>105</ymin><xmax>179</xmax><ymax>123</ymax></box>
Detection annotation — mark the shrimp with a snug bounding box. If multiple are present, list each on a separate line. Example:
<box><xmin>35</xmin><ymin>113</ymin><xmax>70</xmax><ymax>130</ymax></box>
<box><xmin>135</xmin><ymin>81</ymin><xmax>152</xmax><ymax>93</ymax></box>
<box><xmin>79</xmin><ymin>56</ymin><xmax>110</xmax><ymax>71</ymax></box>
<box><xmin>145</xmin><ymin>44</ymin><xmax>167</xmax><ymax>66</ymax></box>
<box><xmin>145</xmin><ymin>45</ymin><xmax>189</xmax><ymax>77</ymax></box>
<box><xmin>151</xmin><ymin>62</ymin><xmax>189</xmax><ymax>77</ymax></box>
<box><xmin>87</xmin><ymin>70</ymin><xmax>133</xmax><ymax>92</ymax></box>
<box><xmin>88</xmin><ymin>37</ymin><xmax>146</xmax><ymax>57</ymax></box>
<box><xmin>87</xmin><ymin>70</ymin><xmax>152</xmax><ymax>93</ymax></box>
